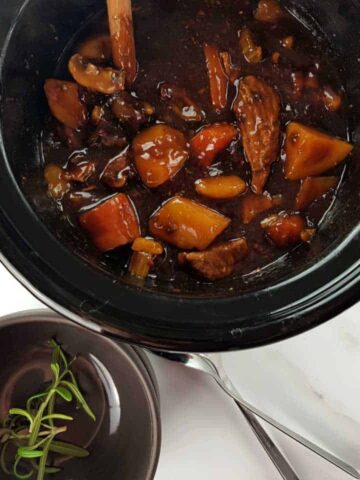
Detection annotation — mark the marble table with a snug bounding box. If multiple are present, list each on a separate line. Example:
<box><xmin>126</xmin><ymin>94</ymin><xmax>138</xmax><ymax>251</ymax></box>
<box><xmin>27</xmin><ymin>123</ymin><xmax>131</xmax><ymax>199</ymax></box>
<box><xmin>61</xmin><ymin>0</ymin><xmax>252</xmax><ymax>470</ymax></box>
<box><xmin>1</xmin><ymin>262</ymin><xmax>359</xmax><ymax>480</ymax></box>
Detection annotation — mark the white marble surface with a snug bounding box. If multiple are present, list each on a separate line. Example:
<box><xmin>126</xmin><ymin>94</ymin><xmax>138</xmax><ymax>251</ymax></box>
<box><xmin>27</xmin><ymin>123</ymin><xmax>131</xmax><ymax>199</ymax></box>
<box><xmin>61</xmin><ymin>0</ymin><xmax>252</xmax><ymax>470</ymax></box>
<box><xmin>0</xmin><ymin>262</ymin><xmax>359</xmax><ymax>480</ymax></box>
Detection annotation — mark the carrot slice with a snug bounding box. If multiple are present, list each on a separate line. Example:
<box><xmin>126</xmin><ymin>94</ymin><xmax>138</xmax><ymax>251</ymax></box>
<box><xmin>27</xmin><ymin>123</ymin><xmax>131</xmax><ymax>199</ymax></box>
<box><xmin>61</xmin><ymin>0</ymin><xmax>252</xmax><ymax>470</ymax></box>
<box><xmin>129</xmin><ymin>252</ymin><xmax>153</xmax><ymax>279</ymax></box>
<box><xmin>241</xmin><ymin>193</ymin><xmax>275</xmax><ymax>224</ymax></box>
<box><xmin>133</xmin><ymin>124</ymin><xmax>189</xmax><ymax>188</ymax></box>
<box><xmin>79</xmin><ymin>193</ymin><xmax>140</xmax><ymax>252</ymax></box>
<box><xmin>149</xmin><ymin>197</ymin><xmax>230</xmax><ymax>250</ymax></box>
<box><xmin>295</xmin><ymin>176</ymin><xmax>338</xmax><ymax>210</ymax></box>
<box><xmin>284</xmin><ymin>122</ymin><xmax>353</xmax><ymax>180</ymax></box>
<box><xmin>129</xmin><ymin>237</ymin><xmax>163</xmax><ymax>278</ymax></box>
<box><xmin>204</xmin><ymin>44</ymin><xmax>229</xmax><ymax>112</ymax></box>
<box><xmin>195</xmin><ymin>175</ymin><xmax>246</xmax><ymax>200</ymax></box>
<box><xmin>190</xmin><ymin>123</ymin><xmax>238</xmax><ymax>168</ymax></box>
<box><xmin>44</xmin><ymin>80</ymin><xmax>87</xmax><ymax>129</ymax></box>
<box><xmin>107</xmin><ymin>0</ymin><xmax>137</xmax><ymax>85</ymax></box>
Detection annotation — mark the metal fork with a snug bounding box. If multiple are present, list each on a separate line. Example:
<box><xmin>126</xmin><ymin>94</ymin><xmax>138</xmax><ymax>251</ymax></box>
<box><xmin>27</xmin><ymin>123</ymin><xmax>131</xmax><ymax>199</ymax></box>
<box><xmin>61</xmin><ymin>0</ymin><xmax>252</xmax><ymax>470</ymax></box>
<box><xmin>154</xmin><ymin>351</ymin><xmax>360</xmax><ymax>479</ymax></box>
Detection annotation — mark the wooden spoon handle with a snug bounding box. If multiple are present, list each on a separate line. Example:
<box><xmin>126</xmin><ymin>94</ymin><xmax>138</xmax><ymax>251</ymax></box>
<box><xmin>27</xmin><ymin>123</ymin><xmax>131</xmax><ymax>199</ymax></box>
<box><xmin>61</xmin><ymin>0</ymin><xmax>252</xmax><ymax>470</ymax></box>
<box><xmin>107</xmin><ymin>0</ymin><xmax>137</xmax><ymax>85</ymax></box>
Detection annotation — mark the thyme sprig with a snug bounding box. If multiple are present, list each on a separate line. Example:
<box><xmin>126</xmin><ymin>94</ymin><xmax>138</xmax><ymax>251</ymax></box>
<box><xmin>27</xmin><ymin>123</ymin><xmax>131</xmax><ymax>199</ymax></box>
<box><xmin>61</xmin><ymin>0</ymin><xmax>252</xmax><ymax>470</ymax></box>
<box><xmin>0</xmin><ymin>340</ymin><xmax>96</xmax><ymax>479</ymax></box>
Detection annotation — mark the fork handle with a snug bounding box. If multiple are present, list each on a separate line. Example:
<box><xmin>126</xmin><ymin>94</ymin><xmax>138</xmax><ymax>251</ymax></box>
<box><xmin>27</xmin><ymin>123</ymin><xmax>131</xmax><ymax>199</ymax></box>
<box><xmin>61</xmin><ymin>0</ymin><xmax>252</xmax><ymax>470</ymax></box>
<box><xmin>236</xmin><ymin>401</ymin><xmax>299</xmax><ymax>480</ymax></box>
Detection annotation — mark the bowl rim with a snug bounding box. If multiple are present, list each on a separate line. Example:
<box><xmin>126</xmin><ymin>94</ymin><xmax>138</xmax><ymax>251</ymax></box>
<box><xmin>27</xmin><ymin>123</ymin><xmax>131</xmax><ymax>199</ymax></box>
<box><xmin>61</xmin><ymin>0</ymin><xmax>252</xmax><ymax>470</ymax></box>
<box><xmin>0</xmin><ymin>309</ymin><xmax>162</xmax><ymax>480</ymax></box>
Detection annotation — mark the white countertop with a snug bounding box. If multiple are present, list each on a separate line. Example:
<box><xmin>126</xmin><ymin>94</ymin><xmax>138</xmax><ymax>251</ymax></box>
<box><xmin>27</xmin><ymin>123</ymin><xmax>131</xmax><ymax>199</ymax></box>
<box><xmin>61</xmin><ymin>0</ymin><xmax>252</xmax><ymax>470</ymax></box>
<box><xmin>1</xmin><ymin>262</ymin><xmax>360</xmax><ymax>480</ymax></box>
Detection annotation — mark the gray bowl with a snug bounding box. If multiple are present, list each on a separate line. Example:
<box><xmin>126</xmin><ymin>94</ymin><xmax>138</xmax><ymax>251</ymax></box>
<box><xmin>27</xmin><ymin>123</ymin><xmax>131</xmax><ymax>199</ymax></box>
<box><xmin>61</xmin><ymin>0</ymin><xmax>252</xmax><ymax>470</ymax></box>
<box><xmin>0</xmin><ymin>310</ymin><xmax>161</xmax><ymax>480</ymax></box>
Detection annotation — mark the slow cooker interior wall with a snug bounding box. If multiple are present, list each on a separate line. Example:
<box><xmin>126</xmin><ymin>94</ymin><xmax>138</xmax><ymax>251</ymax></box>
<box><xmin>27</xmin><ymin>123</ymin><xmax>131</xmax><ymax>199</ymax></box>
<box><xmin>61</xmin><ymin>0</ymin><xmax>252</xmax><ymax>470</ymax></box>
<box><xmin>1</xmin><ymin>0</ymin><xmax>360</xmax><ymax>297</ymax></box>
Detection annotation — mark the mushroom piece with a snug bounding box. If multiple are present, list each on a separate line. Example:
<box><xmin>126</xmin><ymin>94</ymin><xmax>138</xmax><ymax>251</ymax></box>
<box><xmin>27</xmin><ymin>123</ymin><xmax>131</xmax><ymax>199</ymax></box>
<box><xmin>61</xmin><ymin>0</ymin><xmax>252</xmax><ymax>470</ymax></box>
<box><xmin>78</xmin><ymin>35</ymin><xmax>112</xmax><ymax>62</ymax></box>
<box><xmin>159</xmin><ymin>83</ymin><xmax>205</xmax><ymax>123</ymax></box>
<box><xmin>44</xmin><ymin>164</ymin><xmax>71</xmax><ymax>200</ymax></box>
<box><xmin>89</xmin><ymin>119</ymin><xmax>128</xmax><ymax>148</ymax></box>
<box><xmin>64</xmin><ymin>156</ymin><xmax>97</xmax><ymax>183</ymax></box>
<box><xmin>101</xmin><ymin>149</ymin><xmax>133</xmax><ymax>189</ymax></box>
<box><xmin>68</xmin><ymin>54</ymin><xmax>126</xmax><ymax>94</ymax></box>
<box><xmin>239</xmin><ymin>28</ymin><xmax>262</xmax><ymax>64</ymax></box>
<box><xmin>44</xmin><ymin>80</ymin><xmax>87</xmax><ymax>129</ymax></box>
<box><xmin>112</xmin><ymin>91</ymin><xmax>154</xmax><ymax>131</ymax></box>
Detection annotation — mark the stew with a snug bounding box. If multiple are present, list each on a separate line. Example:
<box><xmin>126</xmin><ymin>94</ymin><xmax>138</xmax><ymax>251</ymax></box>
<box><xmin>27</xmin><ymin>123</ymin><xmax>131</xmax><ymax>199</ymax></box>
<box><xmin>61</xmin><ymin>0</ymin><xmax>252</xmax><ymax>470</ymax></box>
<box><xmin>42</xmin><ymin>0</ymin><xmax>353</xmax><ymax>283</ymax></box>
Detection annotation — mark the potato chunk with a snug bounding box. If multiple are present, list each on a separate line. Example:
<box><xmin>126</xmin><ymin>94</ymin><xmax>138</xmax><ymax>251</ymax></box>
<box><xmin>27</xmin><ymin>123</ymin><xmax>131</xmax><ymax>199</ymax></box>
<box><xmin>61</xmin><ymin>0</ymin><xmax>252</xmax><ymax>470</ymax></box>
<box><xmin>295</xmin><ymin>176</ymin><xmax>338</xmax><ymax>210</ymax></box>
<box><xmin>284</xmin><ymin>123</ymin><xmax>353</xmax><ymax>180</ymax></box>
<box><xmin>195</xmin><ymin>175</ymin><xmax>246</xmax><ymax>200</ymax></box>
<box><xmin>149</xmin><ymin>197</ymin><xmax>230</xmax><ymax>250</ymax></box>
<box><xmin>44</xmin><ymin>80</ymin><xmax>87</xmax><ymax>129</ymax></box>
<box><xmin>133</xmin><ymin>125</ymin><xmax>189</xmax><ymax>188</ymax></box>
<box><xmin>190</xmin><ymin>123</ymin><xmax>238</xmax><ymax>168</ymax></box>
<box><xmin>79</xmin><ymin>193</ymin><xmax>140</xmax><ymax>252</ymax></box>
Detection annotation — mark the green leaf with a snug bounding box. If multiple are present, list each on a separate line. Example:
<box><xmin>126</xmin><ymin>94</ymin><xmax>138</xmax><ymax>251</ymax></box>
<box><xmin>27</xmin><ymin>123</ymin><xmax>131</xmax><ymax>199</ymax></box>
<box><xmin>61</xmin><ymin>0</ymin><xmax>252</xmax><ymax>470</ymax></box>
<box><xmin>0</xmin><ymin>428</ymin><xmax>11</xmax><ymax>444</ymax></box>
<box><xmin>55</xmin><ymin>387</ymin><xmax>73</xmax><ymax>402</ymax></box>
<box><xmin>49</xmin><ymin>339</ymin><xmax>69</xmax><ymax>370</ymax></box>
<box><xmin>44</xmin><ymin>466</ymin><xmax>62</xmax><ymax>475</ymax></box>
<box><xmin>17</xmin><ymin>447</ymin><xmax>44</xmax><ymax>459</ymax></box>
<box><xmin>36</xmin><ymin>434</ymin><xmax>55</xmax><ymax>480</ymax></box>
<box><xmin>61</xmin><ymin>381</ymin><xmax>96</xmax><ymax>421</ymax></box>
<box><xmin>42</xmin><ymin>414</ymin><xmax>73</xmax><ymax>422</ymax></box>
<box><xmin>49</xmin><ymin>440</ymin><xmax>90</xmax><ymax>458</ymax></box>
<box><xmin>30</xmin><ymin>459</ymin><xmax>62</xmax><ymax>474</ymax></box>
<box><xmin>13</xmin><ymin>456</ymin><xmax>34</xmax><ymax>479</ymax></box>
<box><xmin>26</xmin><ymin>392</ymin><xmax>48</xmax><ymax>413</ymax></box>
<box><xmin>51</xmin><ymin>345</ymin><xmax>60</xmax><ymax>367</ymax></box>
<box><xmin>9</xmin><ymin>409</ymin><xmax>34</xmax><ymax>429</ymax></box>
<box><xmin>0</xmin><ymin>441</ymin><xmax>12</xmax><ymax>475</ymax></box>
<box><xmin>50</xmin><ymin>363</ymin><xmax>60</xmax><ymax>382</ymax></box>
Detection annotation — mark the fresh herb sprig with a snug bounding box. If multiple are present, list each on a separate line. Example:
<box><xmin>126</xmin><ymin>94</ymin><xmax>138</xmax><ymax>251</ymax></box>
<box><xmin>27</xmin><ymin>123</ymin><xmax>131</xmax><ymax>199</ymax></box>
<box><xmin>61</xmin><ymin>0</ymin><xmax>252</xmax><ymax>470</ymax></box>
<box><xmin>0</xmin><ymin>340</ymin><xmax>96</xmax><ymax>479</ymax></box>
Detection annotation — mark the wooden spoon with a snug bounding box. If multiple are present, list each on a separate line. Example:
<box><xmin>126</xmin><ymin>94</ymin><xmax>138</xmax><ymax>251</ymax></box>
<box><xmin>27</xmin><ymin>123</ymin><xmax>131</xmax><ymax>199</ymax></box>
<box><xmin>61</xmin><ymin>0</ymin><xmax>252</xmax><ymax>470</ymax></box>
<box><xmin>107</xmin><ymin>0</ymin><xmax>137</xmax><ymax>85</ymax></box>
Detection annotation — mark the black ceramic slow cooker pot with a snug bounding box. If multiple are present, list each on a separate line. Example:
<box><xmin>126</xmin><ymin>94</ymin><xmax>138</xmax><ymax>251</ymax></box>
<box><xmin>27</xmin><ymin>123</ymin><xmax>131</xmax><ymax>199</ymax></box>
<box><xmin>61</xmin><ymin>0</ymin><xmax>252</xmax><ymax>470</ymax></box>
<box><xmin>0</xmin><ymin>0</ymin><xmax>360</xmax><ymax>352</ymax></box>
